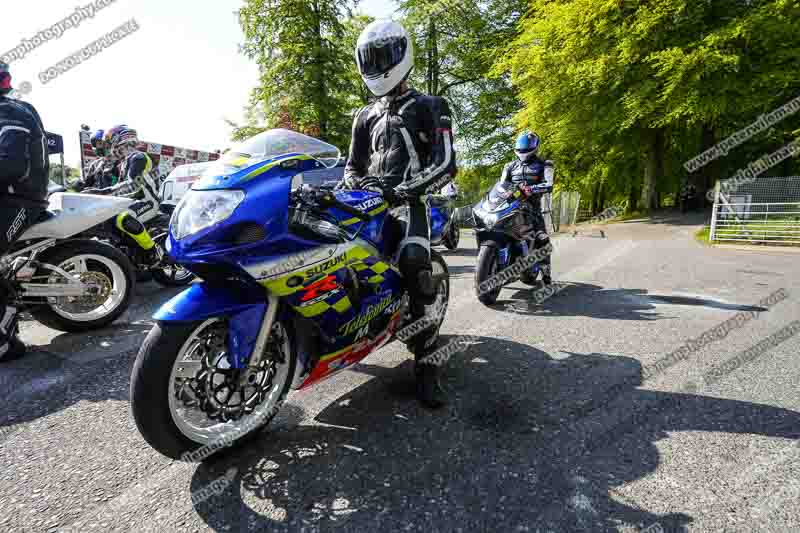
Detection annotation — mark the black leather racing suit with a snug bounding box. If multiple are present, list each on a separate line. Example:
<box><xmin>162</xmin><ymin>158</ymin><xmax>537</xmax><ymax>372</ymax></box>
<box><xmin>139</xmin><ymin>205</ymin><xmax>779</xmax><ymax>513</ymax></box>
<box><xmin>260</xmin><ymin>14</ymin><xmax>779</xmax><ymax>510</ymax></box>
<box><xmin>91</xmin><ymin>151</ymin><xmax>161</xmax><ymax>258</ymax></box>
<box><xmin>0</xmin><ymin>95</ymin><xmax>50</xmax><ymax>356</ymax></box>
<box><xmin>344</xmin><ymin>88</ymin><xmax>457</xmax><ymax>349</ymax></box>
<box><xmin>500</xmin><ymin>157</ymin><xmax>552</xmax><ymax>277</ymax></box>
<box><xmin>84</xmin><ymin>157</ymin><xmax>118</xmax><ymax>189</ymax></box>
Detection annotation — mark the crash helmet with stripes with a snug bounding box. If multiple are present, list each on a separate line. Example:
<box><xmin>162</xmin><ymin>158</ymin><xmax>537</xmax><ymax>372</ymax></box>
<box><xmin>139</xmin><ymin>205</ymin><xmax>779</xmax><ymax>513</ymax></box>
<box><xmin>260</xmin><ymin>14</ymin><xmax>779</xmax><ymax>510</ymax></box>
<box><xmin>514</xmin><ymin>131</ymin><xmax>541</xmax><ymax>163</ymax></box>
<box><xmin>90</xmin><ymin>129</ymin><xmax>108</xmax><ymax>156</ymax></box>
<box><xmin>105</xmin><ymin>125</ymin><xmax>139</xmax><ymax>161</ymax></box>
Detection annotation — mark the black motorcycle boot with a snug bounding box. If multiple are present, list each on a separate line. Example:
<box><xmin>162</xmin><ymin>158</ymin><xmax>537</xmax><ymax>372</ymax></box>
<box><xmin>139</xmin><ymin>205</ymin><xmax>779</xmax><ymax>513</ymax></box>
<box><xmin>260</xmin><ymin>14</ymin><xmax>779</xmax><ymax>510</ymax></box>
<box><xmin>0</xmin><ymin>311</ymin><xmax>26</xmax><ymax>363</ymax></box>
<box><xmin>541</xmin><ymin>264</ymin><xmax>553</xmax><ymax>286</ymax></box>
<box><xmin>414</xmin><ymin>339</ymin><xmax>447</xmax><ymax>409</ymax></box>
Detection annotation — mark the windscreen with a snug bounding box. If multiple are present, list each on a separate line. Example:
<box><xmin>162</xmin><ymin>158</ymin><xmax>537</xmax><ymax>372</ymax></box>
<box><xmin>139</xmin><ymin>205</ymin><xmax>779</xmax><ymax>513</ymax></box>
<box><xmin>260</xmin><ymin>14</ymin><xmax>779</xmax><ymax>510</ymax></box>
<box><xmin>225</xmin><ymin>129</ymin><xmax>341</xmax><ymax>169</ymax></box>
<box><xmin>484</xmin><ymin>181</ymin><xmax>514</xmax><ymax>211</ymax></box>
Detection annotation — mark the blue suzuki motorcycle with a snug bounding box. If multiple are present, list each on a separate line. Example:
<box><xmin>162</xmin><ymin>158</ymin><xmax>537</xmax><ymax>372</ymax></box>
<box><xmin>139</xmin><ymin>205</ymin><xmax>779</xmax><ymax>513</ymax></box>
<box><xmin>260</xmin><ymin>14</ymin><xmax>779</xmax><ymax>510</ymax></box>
<box><xmin>471</xmin><ymin>180</ymin><xmax>550</xmax><ymax>305</ymax></box>
<box><xmin>130</xmin><ymin>129</ymin><xmax>450</xmax><ymax>460</ymax></box>
<box><xmin>429</xmin><ymin>194</ymin><xmax>460</xmax><ymax>250</ymax></box>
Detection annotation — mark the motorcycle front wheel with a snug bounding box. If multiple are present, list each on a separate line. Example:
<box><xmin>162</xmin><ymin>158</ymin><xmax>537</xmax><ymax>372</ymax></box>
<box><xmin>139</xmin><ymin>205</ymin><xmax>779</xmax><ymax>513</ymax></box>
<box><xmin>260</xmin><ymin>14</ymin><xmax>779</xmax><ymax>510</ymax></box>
<box><xmin>475</xmin><ymin>244</ymin><xmax>502</xmax><ymax>306</ymax></box>
<box><xmin>130</xmin><ymin>318</ymin><xmax>296</xmax><ymax>461</ymax></box>
<box><xmin>443</xmin><ymin>223</ymin><xmax>460</xmax><ymax>250</ymax></box>
<box><xmin>28</xmin><ymin>240</ymin><xmax>136</xmax><ymax>332</ymax></box>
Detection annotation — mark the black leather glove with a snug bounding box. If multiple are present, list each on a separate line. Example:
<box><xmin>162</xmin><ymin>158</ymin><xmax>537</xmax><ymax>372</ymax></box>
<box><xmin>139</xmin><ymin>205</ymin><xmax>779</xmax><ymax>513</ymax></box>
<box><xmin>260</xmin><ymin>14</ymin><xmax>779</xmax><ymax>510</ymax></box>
<box><xmin>338</xmin><ymin>175</ymin><xmax>362</xmax><ymax>190</ymax></box>
<box><xmin>355</xmin><ymin>176</ymin><xmax>399</xmax><ymax>205</ymax></box>
<box><xmin>393</xmin><ymin>181</ymin><xmax>416</xmax><ymax>202</ymax></box>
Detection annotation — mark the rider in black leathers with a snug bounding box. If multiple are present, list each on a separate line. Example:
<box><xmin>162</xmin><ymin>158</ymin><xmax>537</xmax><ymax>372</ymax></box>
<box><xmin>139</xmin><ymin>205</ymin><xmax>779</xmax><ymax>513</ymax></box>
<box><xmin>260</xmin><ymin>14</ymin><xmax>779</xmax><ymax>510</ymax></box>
<box><xmin>0</xmin><ymin>62</ymin><xmax>49</xmax><ymax>361</ymax></box>
<box><xmin>500</xmin><ymin>132</ymin><xmax>553</xmax><ymax>285</ymax></box>
<box><xmin>83</xmin><ymin>129</ymin><xmax>120</xmax><ymax>189</ymax></box>
<box><xmin>342</xmin><ymin>20</ymin><xmax>457</xmax><ymax>408</ymax></box>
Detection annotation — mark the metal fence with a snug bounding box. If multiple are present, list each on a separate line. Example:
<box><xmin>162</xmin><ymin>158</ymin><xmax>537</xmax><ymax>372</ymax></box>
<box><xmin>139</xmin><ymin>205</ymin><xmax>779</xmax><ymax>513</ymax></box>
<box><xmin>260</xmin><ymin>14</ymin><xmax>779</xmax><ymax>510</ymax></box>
<box><xmin>550</xmin><ymin>191</ymin><xmax>581</xmax><ymax>232</ymax></box>
<box><xmin>710</xmin><ymin>176</ymin><xmax>800</xmax><ymax>245</ymax></box>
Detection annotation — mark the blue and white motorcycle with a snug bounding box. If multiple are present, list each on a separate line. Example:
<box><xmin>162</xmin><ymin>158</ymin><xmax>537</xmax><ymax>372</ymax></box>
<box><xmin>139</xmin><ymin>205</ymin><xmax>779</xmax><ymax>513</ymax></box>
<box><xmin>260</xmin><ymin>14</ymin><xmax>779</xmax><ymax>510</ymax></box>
<box><xmin>130</xmin><ymin>129</ymin><xmax>451</xmax><ymax>460</ymax></box>
<box><xmin>471</xmin><ymin>180</ymin><xmax>551</xmax><ymax>305</ymax></box>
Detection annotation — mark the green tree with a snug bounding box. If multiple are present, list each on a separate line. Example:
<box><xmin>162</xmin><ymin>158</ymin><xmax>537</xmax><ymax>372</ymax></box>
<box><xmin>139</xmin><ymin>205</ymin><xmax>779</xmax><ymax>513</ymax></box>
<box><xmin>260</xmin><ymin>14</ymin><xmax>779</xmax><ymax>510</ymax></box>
<box><xmin>497</xmin><ymin>0</ymin><xmax>800</xmax><ymax>213</ymax></box>
<box><xmin>236</xmin><ymin>0</ymin><xmax>359</xmax><ymax>149</ymax></box>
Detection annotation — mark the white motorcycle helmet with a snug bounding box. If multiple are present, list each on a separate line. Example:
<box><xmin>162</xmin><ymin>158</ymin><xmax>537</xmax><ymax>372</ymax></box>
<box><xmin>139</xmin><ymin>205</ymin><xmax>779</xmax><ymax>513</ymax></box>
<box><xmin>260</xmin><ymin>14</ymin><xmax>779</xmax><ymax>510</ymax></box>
<box><xmin>355</xmin><ymin>20</ymin><xmax>414</xmax><ymax>97</ymax></box>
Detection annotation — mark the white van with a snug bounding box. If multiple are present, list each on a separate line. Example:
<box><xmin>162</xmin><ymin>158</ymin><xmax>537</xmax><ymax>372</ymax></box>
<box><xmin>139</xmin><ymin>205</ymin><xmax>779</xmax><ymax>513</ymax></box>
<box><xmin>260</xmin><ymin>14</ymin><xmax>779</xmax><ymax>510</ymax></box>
<box><xmin>160</xmin><ymin>161</ymin><xmax>215</xmax><ymax>203</ymax></box>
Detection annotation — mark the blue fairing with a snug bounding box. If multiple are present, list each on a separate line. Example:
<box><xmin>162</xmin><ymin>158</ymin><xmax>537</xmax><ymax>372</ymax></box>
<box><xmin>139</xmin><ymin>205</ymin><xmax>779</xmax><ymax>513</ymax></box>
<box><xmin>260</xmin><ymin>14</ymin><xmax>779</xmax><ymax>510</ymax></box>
<box><xmin>153</xmin><ymin>130</ymin><xmax>439</xmax><ymax>378</ymax></box>
<box><xmin>429</xmin><ymin>199</ymin><xmax>450</xmax><ymax>244</ymax></box>
<box><xmin>154</xmin><ymin>283</ymin><xmax>267</xmax><ymax>321</ymax></box>
<box><xmin>327</xmin><ymin>190</ymin><xmax>389</xmax><ymax>254</ymax></box>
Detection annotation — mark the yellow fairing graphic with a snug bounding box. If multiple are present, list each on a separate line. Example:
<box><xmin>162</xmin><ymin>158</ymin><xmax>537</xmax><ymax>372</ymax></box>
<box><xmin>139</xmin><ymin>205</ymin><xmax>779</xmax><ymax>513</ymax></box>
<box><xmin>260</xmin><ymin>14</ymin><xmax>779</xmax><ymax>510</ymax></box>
<box><xmin>294</xmin><ymin>294</ymin><xmax>353</xmax><ymax>318</ymax></box>
<box><xmin>341</xmin><ymin>202</ymin><xmax>387</xmax><ymax>226</ymax></box>
<box><xmin>260</xmin><ymin>245</ymin><xmax>373</xmax><ymax>296</ymax></box>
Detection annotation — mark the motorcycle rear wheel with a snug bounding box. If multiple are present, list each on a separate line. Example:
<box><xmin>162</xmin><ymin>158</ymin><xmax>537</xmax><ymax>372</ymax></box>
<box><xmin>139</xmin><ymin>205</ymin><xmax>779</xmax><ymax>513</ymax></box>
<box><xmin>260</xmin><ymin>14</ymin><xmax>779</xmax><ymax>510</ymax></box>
<box><xmin>404</xmin><ymin>249</ymin><xmax>450</xmax><ymax>354</ymax></box>
<box><xmin>28</xmin><ymin>240</ymin><xmax>135</xmax><ymax>332</ymax></box>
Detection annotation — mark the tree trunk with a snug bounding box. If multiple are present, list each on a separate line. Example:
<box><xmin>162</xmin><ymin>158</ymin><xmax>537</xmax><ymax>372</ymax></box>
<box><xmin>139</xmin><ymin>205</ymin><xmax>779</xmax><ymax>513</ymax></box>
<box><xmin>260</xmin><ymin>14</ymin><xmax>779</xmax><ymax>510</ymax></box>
<box><xmin>697</xmin><ymin>123</ymin><xmax>718</xmax><ymax>206</ymax></box>
<box><xmin>598</xmin><ymin>182</ymin><xmax>607</xmax><ymax>211</ymax></box>
<box><xmin>311</xmin><ymin>0</ymin><xmax>328</xmax><ymax>138</ymax></box>
<box><xmin>591</xmin><ymin>180</ymin><xmax>601</xmax><ymax>214</ymax></box>
<box><xmin>426</xmin><ymin>19</ymin><xmax>439</xmax><ymax>96</ymax></box>
<box><xmin>627</xmin><ymin>177</ymin><xmax>639</xmax><ymax>213</ymax></box>
<box><xmin>640</xmin><ymin>127</ymin><xmax>664</xmax><ymax>211</ymax></box>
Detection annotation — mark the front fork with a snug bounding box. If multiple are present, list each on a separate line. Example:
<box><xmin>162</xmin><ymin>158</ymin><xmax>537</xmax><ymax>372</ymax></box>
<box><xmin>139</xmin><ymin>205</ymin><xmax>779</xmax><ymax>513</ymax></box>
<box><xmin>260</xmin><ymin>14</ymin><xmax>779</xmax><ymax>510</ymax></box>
<box><xmin>226</xmin><ymin>292</ymin><xmax>309</xmax><ymax>390</ymax></box>
<box><xmin>497</xmin><ymin>241</ymin><xmax>540</xmax><ymax>276</ymax></box>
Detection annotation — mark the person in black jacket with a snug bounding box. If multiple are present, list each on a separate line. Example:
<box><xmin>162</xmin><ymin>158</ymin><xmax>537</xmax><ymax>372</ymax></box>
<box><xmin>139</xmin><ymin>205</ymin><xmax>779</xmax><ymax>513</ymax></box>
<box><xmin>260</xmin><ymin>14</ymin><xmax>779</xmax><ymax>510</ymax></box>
<box><xmin>0</xmin><ymin>62</ymin><xmax>50</xmax><ymax>361</ymax></box>
<box><xmin>341</xmin><ymin>20</ymin><xmax>457</xmax><ymax>408</ymax></box>
<box><xmin>500</xmin><ymin>132</ymin><xmax>554</xmax><ymax>285</ymax></box>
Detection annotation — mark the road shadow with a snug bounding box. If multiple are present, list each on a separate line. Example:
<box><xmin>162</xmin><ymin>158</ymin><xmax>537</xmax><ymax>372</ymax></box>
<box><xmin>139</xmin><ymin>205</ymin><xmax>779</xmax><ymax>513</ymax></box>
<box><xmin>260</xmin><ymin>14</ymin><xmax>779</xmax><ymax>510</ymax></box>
<box><xmin>645</xmin><ymin>294</ymin><xmax>767</xmax><ymax>312</ymax></box>
<box><xmin>0</xmin><ymin>281</ymin><xmax>182</xmax><ymax>432</ymax></box>
<box><xmin>437</xmin><ymin>247</ymin><xmax>478</xmax><ymax>258</ymax></box>
<box><xmin>612</xmin><ymin>209</ymin><xmax>711</xmax><ymax>227</ymax></box>
<box><xmin>495</xmin><ymin>284</ymin><xmax>768</xmax><ymax>318</ymax></box>
<box><xmin>447</xmin><ymin>265</ymin><xmax>476</xmax><ymax>278</ymax></box>
<box><xmin>493</xmin><ymin>283</ymin><xmax>668</xmax><ymax>321</ymax></box>
<box><xmin>188</xmin><ymin>336</ymin><xmax>800</xmax><ymax>532</ymax></box>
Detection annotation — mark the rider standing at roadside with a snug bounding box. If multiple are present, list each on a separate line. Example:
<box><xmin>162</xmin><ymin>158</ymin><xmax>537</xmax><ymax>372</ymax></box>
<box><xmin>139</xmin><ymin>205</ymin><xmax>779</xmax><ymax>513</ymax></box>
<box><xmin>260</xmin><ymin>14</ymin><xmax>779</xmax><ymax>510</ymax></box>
<box><xmin>0</xmin><ymin>62</ymin><xmax>49</xmax><ymax>361</ymax></box>
<box><xmin>87</xmin><ymin>125</ymin><xmax>161</xmax><ymax>266</ymax></box>
<box><xmin>342</xmin><ymin>20</ymin><xmax>457</xmax><ymax>408</ymax></box>
<box><xmin>500</xmin><ymin>132</ymin><xmax>554</xmax><ymax>285</ymax></box>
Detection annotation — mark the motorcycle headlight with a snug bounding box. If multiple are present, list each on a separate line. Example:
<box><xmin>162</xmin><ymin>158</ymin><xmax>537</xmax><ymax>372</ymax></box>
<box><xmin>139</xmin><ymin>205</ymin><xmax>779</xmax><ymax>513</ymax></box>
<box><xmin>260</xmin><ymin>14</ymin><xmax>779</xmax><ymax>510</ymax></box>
<box><xmin>172</xmin><ymin>189</ymin><xmax>245</xmax><ymax>240</ymax></box>
<box><xmin>483</xmin><ymin>213</ymin><xmax>498</xmax><ymax>227</ymax></box>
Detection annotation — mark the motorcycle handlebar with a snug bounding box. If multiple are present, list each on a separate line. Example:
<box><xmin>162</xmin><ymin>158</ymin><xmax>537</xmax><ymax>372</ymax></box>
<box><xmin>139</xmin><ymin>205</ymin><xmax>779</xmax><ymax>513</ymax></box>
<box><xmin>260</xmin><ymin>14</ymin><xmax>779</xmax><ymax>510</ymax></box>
<box><xmin>316</xmin><ymin>191</ymin><xmax>370</xmax><ymax>222</ymax></box>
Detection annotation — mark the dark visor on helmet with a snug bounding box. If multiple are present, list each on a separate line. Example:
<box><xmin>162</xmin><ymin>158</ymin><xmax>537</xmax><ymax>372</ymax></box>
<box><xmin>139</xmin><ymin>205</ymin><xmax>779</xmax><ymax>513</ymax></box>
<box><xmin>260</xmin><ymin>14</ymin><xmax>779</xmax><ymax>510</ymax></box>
<box><xmin>357</xmin><ymin>36</ymin><xmax>408</xmax><ymax>78</ymax></box>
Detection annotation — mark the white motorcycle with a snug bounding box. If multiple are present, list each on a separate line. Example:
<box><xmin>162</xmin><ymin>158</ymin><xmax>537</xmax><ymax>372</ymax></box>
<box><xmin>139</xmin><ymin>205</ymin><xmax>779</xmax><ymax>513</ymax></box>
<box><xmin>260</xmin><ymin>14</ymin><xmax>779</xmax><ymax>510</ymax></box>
<box><xmin>2</xmin><ymin>193</ymin><xmax>137</xmax><ymax>332</ymax></box>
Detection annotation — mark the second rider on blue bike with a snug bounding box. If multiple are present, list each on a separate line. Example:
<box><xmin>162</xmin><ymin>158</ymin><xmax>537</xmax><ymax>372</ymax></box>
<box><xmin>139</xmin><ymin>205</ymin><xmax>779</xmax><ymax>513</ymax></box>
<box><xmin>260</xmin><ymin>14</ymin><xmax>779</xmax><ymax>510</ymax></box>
<box><xmin>500</xmin><ymin>132</ymin><xmax>554</xmax><ymax>285</ymax></box>
<box><xmin>341</xmin><ymin>20</ymin><xmax>458</xmax><ymax>408</ymax></box>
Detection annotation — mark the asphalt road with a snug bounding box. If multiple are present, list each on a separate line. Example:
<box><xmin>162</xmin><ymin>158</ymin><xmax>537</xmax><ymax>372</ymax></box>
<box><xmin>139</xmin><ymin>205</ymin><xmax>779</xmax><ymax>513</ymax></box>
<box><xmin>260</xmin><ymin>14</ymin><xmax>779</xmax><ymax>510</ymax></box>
<box><xmin>2</xmin><ymin>212</ymin><xmax>799</xmax><ymax>533</ymax></box>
